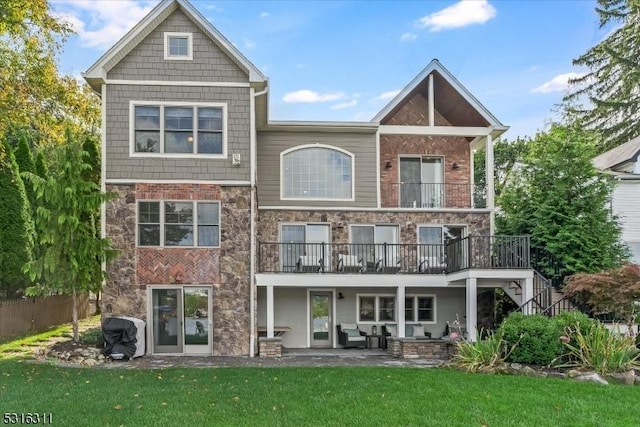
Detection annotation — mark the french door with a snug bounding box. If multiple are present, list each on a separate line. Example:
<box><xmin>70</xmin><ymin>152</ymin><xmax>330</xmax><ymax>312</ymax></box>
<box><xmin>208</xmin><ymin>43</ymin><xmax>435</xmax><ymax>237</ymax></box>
<box><xmin>280</xmin><ymin>224</ymin><xmax>330</xmax><ymax>271</ymax></box>
<box><xmin>399</xmin><ymin>157</ymin><xmax>444</xmax><ymax>208</ymax></box>
<box><xmin>151</xmin><ymin>286</ymin><xmax>212</xmax><ymax>355</ymax></box>
<box><xmin>310</xmin><ymin>291</ymin><xmax>332</xmax><ymax>348</ymax></box>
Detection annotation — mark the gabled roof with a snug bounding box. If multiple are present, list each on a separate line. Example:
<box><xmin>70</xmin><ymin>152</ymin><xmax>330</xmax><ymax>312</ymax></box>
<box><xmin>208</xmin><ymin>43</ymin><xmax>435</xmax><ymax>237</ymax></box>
<box><xmin>372</xmin><ymin>59</ymin><xmax>503</xmax><ymax>128</ymax></box>
<box><xmin>83</xmin><ymin>0</ymin><xmax>266</xmax><ymax>90</ymax></box>
<box><xmin>593</xmin><ymin>135</ymin><xmax>640</xmax><ymax>172</ymax></box>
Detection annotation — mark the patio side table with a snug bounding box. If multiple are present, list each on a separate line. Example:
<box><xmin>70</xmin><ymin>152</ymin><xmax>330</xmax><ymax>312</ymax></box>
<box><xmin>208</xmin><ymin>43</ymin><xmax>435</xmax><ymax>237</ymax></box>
<box><xmin>366</xmin><ymin>334</ymin><xmax>382</xmax><ymax>349</ymax></box>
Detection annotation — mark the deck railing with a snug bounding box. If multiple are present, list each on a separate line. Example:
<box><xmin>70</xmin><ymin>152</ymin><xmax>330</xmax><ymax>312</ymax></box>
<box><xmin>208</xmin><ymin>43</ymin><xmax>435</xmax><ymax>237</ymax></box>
<box><xmin>380</xmin><ymin>182</ymin><xmax>487</xmax><ymax>209</ymax></box>
<box><xmin>257</xmin><ymin>235</ymin><xmax>530</xmax><ymax>274</ymax></box>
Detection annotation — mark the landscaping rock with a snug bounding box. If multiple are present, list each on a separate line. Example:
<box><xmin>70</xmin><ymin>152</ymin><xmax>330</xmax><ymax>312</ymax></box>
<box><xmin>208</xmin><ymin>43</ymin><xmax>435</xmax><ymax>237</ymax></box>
<box><xmin>605</xmin><ymin>370</ymin><xmax>635</xmax><ymax>385</ymax></box>
<box><xmin>522</xmin><ymin>366</ymin><xmax>537</xmax><ymax>376</ymax></box>
<box><xmin>573</xmin><ymin>373</ymin><xmax>608</xmax><ymax>385</ymax></box>
<box><xmin>83</xmin><ymin>358</ymin><xmax>98</xmax><ymax>367</ymax></box>
<box><xmin>547</xmin><ymin>372</ymin><xmax>567</xmax><ymax>379</ymax></box>
<box><xmin>567</xmin><ymin>369</ymin><xmax>583</xmax><ymax>378</ymax></box>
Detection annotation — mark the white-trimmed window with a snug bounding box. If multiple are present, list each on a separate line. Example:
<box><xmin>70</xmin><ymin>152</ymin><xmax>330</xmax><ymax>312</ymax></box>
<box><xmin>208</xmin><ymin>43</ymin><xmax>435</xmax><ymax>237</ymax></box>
<box><xmin>357</xmin><ymin>295</ymin><xmax>395</xmax><ymax>323</ymax></box>
<box><xmin>131</xmin><ymin>102</ymin><xmax>226</xmax><ymax>156</ymax></box>
<box><xmin>138</xmin><ymin>201</ymin><xmax>220</xmax><ymax>247</ymax></box>
<box><xmin>164</xmin><ymin>32</ymin><xmax>193</xmax><ymax>60</ymax></box>
<box><xmin>281</xmin><ymin>145</ymin><xmax>354</xmax><ymax>200</ymax></box>
<box><xmin>405</xmin><ymin>295</ymin><xmax>436</xmax><ymax>323</ymax></box>
<box><xmin>350</xmin><ymin>224</ymin><xmax>399</xmax><ymax>267</ymax></box>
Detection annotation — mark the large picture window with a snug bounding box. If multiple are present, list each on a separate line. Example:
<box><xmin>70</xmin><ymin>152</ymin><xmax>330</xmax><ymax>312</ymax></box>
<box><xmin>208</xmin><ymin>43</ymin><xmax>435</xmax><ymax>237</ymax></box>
<box><xmin>131</xmin><ymin>102</ymin><xmax>225</xmax><ymax>156</ymax></box>
<box><xmin>137</xmin><ymin>201</ymin><xmax>219</xmax><ymax>247</ymax></box>
<box><xmin>281</xmin><ymin>145</ymin><xmax>353</xmax><ymax>200</ymax></box>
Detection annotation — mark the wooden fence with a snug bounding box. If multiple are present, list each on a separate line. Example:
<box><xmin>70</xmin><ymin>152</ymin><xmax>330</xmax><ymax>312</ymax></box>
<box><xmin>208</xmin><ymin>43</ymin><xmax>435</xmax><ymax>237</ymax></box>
<box><xmin>0</xmin><ymin>294</ymin><xmax>90</xmax><ymax>340</ymax></box>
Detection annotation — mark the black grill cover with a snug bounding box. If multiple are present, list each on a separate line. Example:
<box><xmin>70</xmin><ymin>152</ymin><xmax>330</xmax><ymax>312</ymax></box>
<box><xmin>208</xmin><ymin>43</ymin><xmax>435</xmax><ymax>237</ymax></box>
<box><xmin>102</xmin><ymin>317</ymin><xmax>138</xmax><ymax>359</ymax></box>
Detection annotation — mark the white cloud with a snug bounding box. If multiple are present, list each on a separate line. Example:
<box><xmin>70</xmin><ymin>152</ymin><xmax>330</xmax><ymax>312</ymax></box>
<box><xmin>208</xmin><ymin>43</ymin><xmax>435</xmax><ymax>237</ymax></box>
<box><xmin>52</xmin><ymin>0</ymin><xmax>155</xmax><ymax>49</ymax></box>
<box><xmin>331</xmin><ymin>99</ymin><xmax>358</xmax><ymax>110</ymax></box>
<box><xmin>417</xmin><ymin>0</ymin><xmax>496</xmax><ymax>32</ymax></box>
<box><xmin>259</xmin><ymin>12</ymin><xmax>270</xmax><ymax>18</ymax></box>
<box><xmin>401</xmin><ymin>32</ymin><xmax>417</xmax><ymax>42</ymax></box>
<box><xmin>376</xmin><ymin>90</ymin><xmax>401</xmax><ymax>100</ymax></box>
<box><xmin>283</xmin><ymin>90</ymin><xmax>345</xmax><ymax>103</ymax></box>
<box><xmin>204</xmin><ymin>4</ymin><xmax>224</xmax><ymax>12</ymax></box>
<box><xmin>530</xmin><ymin>72</ymin><xmax>585</xmax><ymax>94</ymax></box>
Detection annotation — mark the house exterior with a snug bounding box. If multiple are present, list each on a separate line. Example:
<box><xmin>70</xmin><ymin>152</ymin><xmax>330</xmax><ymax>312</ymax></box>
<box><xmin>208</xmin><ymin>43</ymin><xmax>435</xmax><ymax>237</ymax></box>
<box><xmin>593</xmin><ymin>137</ymin><xmax>640</xmax><ymax>265</ymax></box>
<box><xmin>85</xmin><ymin>0</ymin><xmax>534</xmax><ymax>357</ymax></box>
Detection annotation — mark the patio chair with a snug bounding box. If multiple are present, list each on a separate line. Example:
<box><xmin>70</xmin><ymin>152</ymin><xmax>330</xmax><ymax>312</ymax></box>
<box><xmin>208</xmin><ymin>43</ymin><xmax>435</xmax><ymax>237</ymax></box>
<box><xmin>296</xmin><ymin>255</ymin><xmax>323</xmax><ymax>272</ymax></box>
<box><xmin>375</xmin><ymin>257</ymin><xmax>402</xmax><ymax>274</ymax></box>
<box><xmin>336</xmin><ymin>323</ymin><xmax>367</xmax><ymax>348</ymax></box>
<box><xmin>418</xmin><ymin>256</ymin><xmax>446</xmax><ymax>273</ymax></box>
<box><xmin>337</xmin><ymin>254</ymin><xmax>364</xmax><ymax>273</ymax></box>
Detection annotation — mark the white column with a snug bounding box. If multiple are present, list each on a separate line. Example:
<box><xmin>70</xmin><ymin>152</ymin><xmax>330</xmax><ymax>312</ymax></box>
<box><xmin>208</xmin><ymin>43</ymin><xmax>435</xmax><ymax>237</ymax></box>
<box><xmin>466</xmin><ymin>278</ymin><xmax>477</xmax><ymax>342</ymax></box>
<box><xmin>522</xmin><ymin>277</ymin><xmax>534</xmax><ymax>315</ymax></box>
<box><xmin>266</xmin><ymin>285</ymin><xmax>274</xmax><ymax>338</ymax></box>
<box><xmin>469</xmin><ymin>147</ymin><xmax>475</xmax><ymax>207</ymax></box>
<box><xmin>485</xmin><ymin>134</ymin><xmax>495</xmax><ymax>235</ymax></box>
<box><xmin>397</xmin><ymin>285</ymin><xmax>405</xmax><ymax>337</ymax></box>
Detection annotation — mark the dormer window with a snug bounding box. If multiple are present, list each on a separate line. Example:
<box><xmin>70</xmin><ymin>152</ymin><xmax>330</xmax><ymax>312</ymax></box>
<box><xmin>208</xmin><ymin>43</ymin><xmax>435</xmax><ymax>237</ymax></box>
<box><xmin>164</xmin><ymin>32</ymin><xmax>193</xmax><ymax>60</ymax></box>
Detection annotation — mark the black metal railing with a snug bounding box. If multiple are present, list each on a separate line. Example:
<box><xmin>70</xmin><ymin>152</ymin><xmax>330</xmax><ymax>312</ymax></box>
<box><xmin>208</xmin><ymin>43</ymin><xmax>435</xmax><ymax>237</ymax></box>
<box><xmin>257</xmin><ymin>235</ymin><xmax>530</xmax><ymax>274</ymax></box>
<box><xmin>381</xmin><ymin>182</ymin><xmax>487</xmax><ymax>209</ymax></box>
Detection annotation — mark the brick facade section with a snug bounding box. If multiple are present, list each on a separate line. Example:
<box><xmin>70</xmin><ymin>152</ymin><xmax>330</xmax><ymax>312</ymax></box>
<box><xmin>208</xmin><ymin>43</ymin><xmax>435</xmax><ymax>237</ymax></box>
<box><xmin>379</xmin><ymin>91</ymin><xmax>473</xmax><ymax>209</ymax></box>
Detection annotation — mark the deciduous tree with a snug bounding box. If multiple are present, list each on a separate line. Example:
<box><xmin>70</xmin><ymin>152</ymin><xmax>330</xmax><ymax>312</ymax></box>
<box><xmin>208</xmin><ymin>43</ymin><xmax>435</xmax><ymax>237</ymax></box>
<box><xmin>497</xmin><ymin>122</ymin><xmax>628</xmax><ymax>281</ymax></box>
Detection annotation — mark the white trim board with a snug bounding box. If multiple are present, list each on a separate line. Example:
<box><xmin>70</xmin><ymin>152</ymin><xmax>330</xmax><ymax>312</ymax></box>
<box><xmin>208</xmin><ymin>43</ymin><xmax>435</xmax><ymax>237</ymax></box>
<box><xmin>105</xmin><ymin>79</ymin><xmax>251</xmax><ymax>88</ymax></box>
<box><xmin>105</xmin><ymin>179</ymin><xmax>250</xmax><ymax>186</ymax></box>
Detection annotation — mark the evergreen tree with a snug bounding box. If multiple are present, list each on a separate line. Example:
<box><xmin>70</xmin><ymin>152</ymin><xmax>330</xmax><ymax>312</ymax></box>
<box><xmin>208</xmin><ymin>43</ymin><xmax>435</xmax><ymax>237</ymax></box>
<box><xmin>0</xmin><ymin>140</ymin><xmax>34</xmax><ymax>297</ymax></box>
<box><xmin>23</xmin><ymin>130</ymin><xmax>117</xmax><ymax>340</ymax></box>
<box><xmin>13</xmin><ymin>135</ymin><xmax>37</xmax><ymax>214</ymax></box>
<box><xmin>34</xmin><ymin>150</ymin><xmax>48</xmax><ymax>178</ymax></box>
<box><xmin>497</xmin><ymin>122</ymin><xmax>628</xmax><ymax>282</ymax></box>
<box><xmin>564</xmin><ymin>0</ymin><xmax>640</xmax><ymax>152</ymax></box>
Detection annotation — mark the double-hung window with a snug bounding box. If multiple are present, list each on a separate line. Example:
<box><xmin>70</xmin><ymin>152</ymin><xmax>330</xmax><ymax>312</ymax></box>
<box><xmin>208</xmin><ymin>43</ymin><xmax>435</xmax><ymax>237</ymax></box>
<box><xmin>132</xmin><ymin>102</ymin><xmax>225</xmax><ymax>156</ymax></box>
<box><xmin>138</xmin><ymin>201</ymin><xmax>220</xmax><ymax>247</ymax></box>
<box><xmin>404</xmin><ymin>296</ymin><xmax>435</xmax><ymax>323</ymax></box>
<box><xmin>164</xmin><ymin>32</ymin><xmax>193</xmax><ymax>60</ymax></box>
<box><xmin>358</xmin><ymin>295</ymin><xmax>395</xmax><ymax>323</ymax></box>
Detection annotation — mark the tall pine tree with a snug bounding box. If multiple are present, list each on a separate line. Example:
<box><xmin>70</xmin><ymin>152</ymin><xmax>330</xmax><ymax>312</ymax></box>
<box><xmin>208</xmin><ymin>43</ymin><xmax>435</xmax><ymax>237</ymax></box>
<box><xmin>565</xmin><ymin>0</ymin><xmax>640</xmax><ymax>152</ymax></box>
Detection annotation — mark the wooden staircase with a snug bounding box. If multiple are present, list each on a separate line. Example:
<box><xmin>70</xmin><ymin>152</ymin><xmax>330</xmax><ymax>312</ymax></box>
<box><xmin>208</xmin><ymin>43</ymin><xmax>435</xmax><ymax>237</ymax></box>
<box><xmin>507</xmin><ymin>270</ymin><xmax>577</xmax><ymax>316</ymax></box>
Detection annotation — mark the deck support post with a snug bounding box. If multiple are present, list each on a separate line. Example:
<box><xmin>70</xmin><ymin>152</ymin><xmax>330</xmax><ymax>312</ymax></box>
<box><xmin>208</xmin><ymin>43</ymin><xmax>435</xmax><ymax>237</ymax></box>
<box><xmin>397</xmin><ymin>285</ymin><xmax>406</xmax><ymax>337</ymax></box>
<box><xmin>266</xmin><ymin>285</ymin><xmax>274</xmax><ymax>338</ymax></box>
<box><xmin>466</xmin><ymin>277</ymin><xmax>477</xmax><ymax>342</ymax></box>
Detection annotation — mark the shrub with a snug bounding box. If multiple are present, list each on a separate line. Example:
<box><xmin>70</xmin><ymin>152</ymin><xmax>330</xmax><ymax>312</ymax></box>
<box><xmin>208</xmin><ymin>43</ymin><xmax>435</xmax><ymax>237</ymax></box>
<box><xmin>500</xmin><ymin>313</ymin><xmax>560</xmax><ymax>365</ymax></box>
<box><xmin>556</xmin><ymin>322</ymin><xmax>640</xmax><ymax>374</ymax></box>
<box><xmin>452</xmin><ymin>329</ymin><xmax>516</xmax><ymax>373</ymax></box>
<box><xmin>79</xmin><ymin>328</ymin><xmax>103</xmax><ymax>348</ymax></box>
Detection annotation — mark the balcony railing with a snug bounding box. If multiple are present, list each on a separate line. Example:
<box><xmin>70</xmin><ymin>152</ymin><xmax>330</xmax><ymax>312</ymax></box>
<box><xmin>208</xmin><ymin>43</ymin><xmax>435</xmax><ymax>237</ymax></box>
<box><xmin>380</xmin><ymin>182</ymin><xmax>486</xmax><ymax>209</ymax></box>
<box><xmin>257</xmin><ymin>236</ymin><xmax>530</xmax><ymax>274</ymax></box>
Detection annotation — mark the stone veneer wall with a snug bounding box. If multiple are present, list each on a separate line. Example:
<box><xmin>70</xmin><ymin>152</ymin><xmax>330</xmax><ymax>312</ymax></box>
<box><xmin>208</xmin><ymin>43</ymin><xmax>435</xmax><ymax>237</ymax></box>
<box><xmin>387</xmin><ymin>337</ymin><xmax>458</xmax><ymax>360</ymax></box>
<box><xmin>104</xmin><ymin>183</ymin><xmax>251</xmax><ymax>356</ymax></box>
<box><xmin>257</xmin><ymin>210</ymin><xmax>490</xmax><ymax>244</ymax></box>
<box><xmin>258</xmin><ymin>337</ymin><xmax>282</xmax><ymax>358</ymax></box>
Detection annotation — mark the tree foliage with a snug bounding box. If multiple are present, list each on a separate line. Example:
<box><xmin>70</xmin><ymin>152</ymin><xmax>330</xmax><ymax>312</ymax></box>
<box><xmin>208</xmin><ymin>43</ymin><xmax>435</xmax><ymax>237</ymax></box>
<box><xmin>564</xmin><ymin>264</ymin><xmax>640</xmax><ymax>327</ymax></box>
<box><xmin>564</xmin><ymin>0</ymin><xmax>640</xmax><ymax>152</ymax></box>
<box><xmin>0</xmin><ymin>0</ymin><xmax>100</xmax><ymax>144</ymax></box>
<box><xmin>23</xmin><ymin>131</ymin><xmax>117</xmax><ymax>340</ymax></box>
<box><xmin>474</xmin><ymin>137</ymin><xmax>530</xmax><ymax>200</ymax></box>
<box><xmin>0</xmin><ymin>140</ymin><xmax>34</xmax><ymax>297</ymax></box>
<box><xmin>497</xmin><ymin>122</ymin><xmax>628</xmax><ymax>280</ymax></box>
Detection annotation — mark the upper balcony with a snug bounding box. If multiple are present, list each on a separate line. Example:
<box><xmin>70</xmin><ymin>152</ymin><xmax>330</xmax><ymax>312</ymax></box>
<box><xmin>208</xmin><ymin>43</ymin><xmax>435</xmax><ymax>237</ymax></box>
<box><xmin>257</xmin><ymin>236</ymin><xmax>530</xmax><ymax>274</ymax></box>
<box><xmin>380</xmin><ymin>182</ymin><xmax>486</xmax><ymax>209</ymax></box>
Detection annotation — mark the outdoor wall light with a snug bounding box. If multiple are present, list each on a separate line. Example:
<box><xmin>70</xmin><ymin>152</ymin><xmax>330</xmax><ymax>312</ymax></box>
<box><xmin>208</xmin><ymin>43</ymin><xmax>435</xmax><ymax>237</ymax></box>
<box><xmin>338</xmin><ymin>292</ymin><xmax>345</xmax><ymax>300</ymax></box>
<box><xmin>452</xmin><ymin>162</ymin><xmax>460</xmax><ymax>170</ymax></box>
<box><xmin>385</xmin><ymin>161</ymin><xmax>392</xmax><ymax>170</ymax></box>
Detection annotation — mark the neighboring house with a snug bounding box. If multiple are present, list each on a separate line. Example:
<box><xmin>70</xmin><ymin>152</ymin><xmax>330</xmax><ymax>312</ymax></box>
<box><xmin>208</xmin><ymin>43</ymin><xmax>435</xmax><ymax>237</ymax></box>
<box><xmin>84</xmin><ymin>0</ymin><xmax>534</xmax><ymax>357</ymax></box>
<box><xmin>593</xmin><ymin>136</ymin><xmax>640</xmax><ymax>265</ymax></box>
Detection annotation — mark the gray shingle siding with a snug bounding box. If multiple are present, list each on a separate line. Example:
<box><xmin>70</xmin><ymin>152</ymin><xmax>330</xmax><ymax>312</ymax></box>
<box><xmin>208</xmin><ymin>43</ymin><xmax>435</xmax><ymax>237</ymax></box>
<box><xmin>105</xmin><ymin>84</ymin><xmax>250</xmax><ymax>181</ymax></box>
<box><xmin>107</xmin><ymin>8</ymin><xmax>248</xmax><ymax>83</ymax></box>
<box><xmin>257</xmin><ymin>131</ymin><xmax>377</xmax><ymax>208</ymax></box>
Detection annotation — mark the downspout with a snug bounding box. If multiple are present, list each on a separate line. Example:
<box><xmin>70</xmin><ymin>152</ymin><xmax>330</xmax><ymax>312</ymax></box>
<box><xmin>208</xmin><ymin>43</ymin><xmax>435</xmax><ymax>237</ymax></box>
<box><xmin>249</xmin><ymin>86</ymin><xmax>268</xmax><ymax>357</ymax></box>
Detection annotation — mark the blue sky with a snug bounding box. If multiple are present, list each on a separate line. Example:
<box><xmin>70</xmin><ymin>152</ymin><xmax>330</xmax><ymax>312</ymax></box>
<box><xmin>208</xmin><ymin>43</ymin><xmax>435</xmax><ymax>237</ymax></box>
<box><xmin>51</xmin><ymin>0</ymin><xmax>608</xmax><ymax>140</ymax></box>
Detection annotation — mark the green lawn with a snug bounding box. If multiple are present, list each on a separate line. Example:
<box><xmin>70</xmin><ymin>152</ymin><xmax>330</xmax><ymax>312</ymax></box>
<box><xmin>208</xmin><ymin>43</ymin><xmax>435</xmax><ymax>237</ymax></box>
<box><xmin>1</xmin><ymin>359</ymin><xmax>638</xmax><ymax>427</ymax></box>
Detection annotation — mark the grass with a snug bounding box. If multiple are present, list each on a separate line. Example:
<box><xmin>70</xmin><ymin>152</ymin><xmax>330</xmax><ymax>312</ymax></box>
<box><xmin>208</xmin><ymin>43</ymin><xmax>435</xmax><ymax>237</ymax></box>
<box><xmin>1</xmin><ymin>360</ymin><xmax>639</xmax><ymax>427</ymax></box>
<box><xmin>0</xmin><ymin>316</ymin><xmax>100</xmax><ymax>359</ymax></box>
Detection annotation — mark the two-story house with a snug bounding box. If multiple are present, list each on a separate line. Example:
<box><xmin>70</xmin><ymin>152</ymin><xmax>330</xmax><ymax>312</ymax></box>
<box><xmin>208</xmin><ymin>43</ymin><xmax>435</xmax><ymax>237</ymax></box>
<box><xmin>593</xmin><ymin>136</ymin><xmax>640</xmax><ymax>265</ymax></box>
<box><xmin>85</xmin><ymin>0</ymin><xmax>534</xmax><ymax>357</ymax></box>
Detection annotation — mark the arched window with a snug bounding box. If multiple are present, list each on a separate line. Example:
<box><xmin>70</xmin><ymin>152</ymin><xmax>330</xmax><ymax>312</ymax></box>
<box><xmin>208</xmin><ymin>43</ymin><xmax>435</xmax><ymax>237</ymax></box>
<box><xmin>281</xmin><ymin>145</ymin><xmax>354</xmax><ymax>200</ymax></box>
